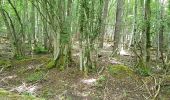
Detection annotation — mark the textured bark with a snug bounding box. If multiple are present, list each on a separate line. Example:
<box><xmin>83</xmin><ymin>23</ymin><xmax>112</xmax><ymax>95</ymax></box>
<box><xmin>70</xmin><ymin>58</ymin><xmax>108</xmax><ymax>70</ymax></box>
<box><xmin>99</xmin><ymin>0</ymin><xmax>109</xmax><ymax>48</ymax></box>
<box><xmin>113</xmin><ymin>0</ymin><xmax>124</xmax><ymax>54</ymax></box>
<box><xmin>145</xmin><ymin>0</ymin><xmax>151</xmax><ymax>62</ymax></box>
<box><xmin>30</xmin><ymin>0</ymin><xmax>36</xmax><ymax>49</ymax></box>
<box><xmin>159</xmin><ymin>0</ymin><xmax>165</xmax><ymax>67</ymax></box>
<box><xmin>132</xmin><ymin>0</ymin><xmax>138</xmax><ymax>45</ymax></box>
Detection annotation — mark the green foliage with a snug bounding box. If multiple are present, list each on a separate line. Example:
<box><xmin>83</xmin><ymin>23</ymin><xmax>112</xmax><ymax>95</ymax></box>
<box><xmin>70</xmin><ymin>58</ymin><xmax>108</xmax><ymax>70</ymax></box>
<box><xmin>14</xmin><ymin>54</ymin><xmax>25</xmax><ymax>60</ymax></box>
<box><xmin>97</xmin><ymin>75</ymin><xmax>106</xmax><ymax>82</ymax></box>
<box><xmin>34</xmin><ymin>46</ymin><xmax>48</xmax><ymax>54</ymax></box>
<box><xmin>136</xmin><ymin>67</ymin><xmax>151</xmax><ymax>77</ymax></box>
<box><xmin>26</xmin><ymin>71</ymin><xmax>45</xmax><ymax>82</ymax></box>
<box><xmin>134</xmin><ymin>59</ymin><xmax>151</xmax><ymax>76</ymax></box>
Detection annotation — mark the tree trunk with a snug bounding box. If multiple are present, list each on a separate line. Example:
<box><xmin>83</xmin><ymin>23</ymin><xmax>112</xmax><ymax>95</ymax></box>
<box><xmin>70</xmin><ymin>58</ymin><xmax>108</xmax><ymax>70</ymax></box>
<box><xmin>30</xmin><ymin>0</ymin><xmax>36</xmax><ymax>51</ymax></box>
<box><xmin>145</xmin><ymin>0</ymin><xmax>151</xmax><ymax>63</ymax></box>
<box><xmin>99</xmin><ymin>0</ymin><xmax>109</xmax><ymax>48</ymax></box>
<box><xmin>159</xmin><ymin>0</ymin><xmax>165</xmax><ymax>67</ymax></box>
<box><xmin>131</xmin><ymin>0</ymin><xmax>138</xmax><ymax>46</ymax></box>
<box><xmin>113</xmin><ymin>0</ymin><xmax>124</xmax><ymax>55</ymax></box>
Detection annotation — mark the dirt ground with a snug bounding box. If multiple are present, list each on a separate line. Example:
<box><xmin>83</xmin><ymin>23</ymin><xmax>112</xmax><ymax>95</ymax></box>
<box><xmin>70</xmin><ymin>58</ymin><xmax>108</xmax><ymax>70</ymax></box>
<box><xmin>0</xmin><ymin>42</ymin><xmax>170</xmax><ymax>100</ymax></box>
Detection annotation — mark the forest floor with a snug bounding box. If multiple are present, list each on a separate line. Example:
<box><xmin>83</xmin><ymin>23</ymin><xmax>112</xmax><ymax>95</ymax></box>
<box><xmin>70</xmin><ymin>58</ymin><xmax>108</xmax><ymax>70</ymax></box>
<box><xmin>0</xmin><ymin>41</ymin><xmax>170</xmax><ymax>100</ymax></box>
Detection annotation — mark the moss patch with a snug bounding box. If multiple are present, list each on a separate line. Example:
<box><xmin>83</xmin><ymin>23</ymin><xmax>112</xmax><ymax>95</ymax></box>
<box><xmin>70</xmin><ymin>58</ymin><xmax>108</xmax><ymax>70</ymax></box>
<box><xmin>0</xmin><ymin>88</ymin><xmax>44</xmax><ymax>100</ymax></box>
<box><xmin>46</xmin><ymin>60</ymin><xmax>55</xmax><ymax>69</ymax></box>
<box><xmin>14</xmin><ymin>57</ymin><xmax>50</xmax><ymax>65</ymax></box>
<box><xmin>108</xmin><ymin>64</ymin><xmax>134</xmax><ymax>78</ymax></box>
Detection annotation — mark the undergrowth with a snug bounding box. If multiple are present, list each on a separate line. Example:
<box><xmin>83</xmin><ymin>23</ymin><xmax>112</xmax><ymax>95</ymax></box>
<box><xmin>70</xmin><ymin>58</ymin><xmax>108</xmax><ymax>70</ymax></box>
<box><xmin>26</xmin><ymin>71</ymin><xmax>45</xmax><ymax>82</ymax></box>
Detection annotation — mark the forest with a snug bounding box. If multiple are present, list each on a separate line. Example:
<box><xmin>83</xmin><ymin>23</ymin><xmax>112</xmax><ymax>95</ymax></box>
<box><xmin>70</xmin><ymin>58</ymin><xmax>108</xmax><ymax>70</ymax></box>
<box><xmin>0</xmin><ymin>0</ymin><xmax>170</xmax><ymax>100</ymax></box>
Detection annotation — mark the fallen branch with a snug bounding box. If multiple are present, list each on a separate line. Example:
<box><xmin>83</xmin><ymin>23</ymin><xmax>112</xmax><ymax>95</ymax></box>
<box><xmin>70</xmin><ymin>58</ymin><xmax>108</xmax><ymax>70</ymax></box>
<box><xmin>0</xmin><ymin>67</ymin><xmax>4</xmax><ymax>73</ymax></box>
<box><xmin>98</xmin><ymin>66</ymin><xmax>105</xmax><ymax>75</ymax></box>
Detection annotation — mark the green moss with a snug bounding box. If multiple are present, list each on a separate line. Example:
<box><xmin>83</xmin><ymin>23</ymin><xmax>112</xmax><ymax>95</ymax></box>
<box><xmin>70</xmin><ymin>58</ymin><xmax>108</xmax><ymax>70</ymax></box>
<box><xmin>46</xmin><ymin>60</ymin><xmax>55</xmax><ymax>69</ymax></box>
<box><xmin>0</xmin><ymin>88</ymin><xmax>44</xmax><ymax>100</ymax></box>
<box><xmin>108</xmin><ymin>65</ymin><xmax>134</xmax><ymax>78</ymax></box>
<box><xmin>14</xmin><ymin>57</ymin><xmax>51</xmax><ymax>67</ymax></box>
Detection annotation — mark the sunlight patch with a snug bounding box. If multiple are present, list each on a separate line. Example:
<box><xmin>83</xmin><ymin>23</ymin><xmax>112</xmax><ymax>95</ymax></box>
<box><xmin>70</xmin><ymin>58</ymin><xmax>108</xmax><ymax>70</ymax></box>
<box><xmin>109</xmin><ymin>58</ymin><xmax>121</xmax><ymax>64</ymax></box>
<box><xmin>81</xmin><ymin>78</ymin><xmax>96</xmax><ymax>85</ymax></box>
<box><xmin>103</xmin><ymin>43</ymin><xmax>112</xmax><ymax>48</ymax></box>
<box><xmin>119</xmin><ymin>49</ymin><xmax>131</xmax><ymax>56</ymax></box>
<box><xmin>11</xmin><ymin>83</ymin><xmax>39</xmax><ymax>95</ymax></box>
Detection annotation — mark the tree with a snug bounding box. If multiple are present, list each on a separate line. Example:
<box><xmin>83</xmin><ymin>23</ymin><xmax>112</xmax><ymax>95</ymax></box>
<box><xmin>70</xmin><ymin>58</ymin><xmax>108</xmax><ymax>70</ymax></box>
<box><xmin>145</xmin><ymin>0</ymin><xmax>151</xmax><ymax>63</ymax></box>
<box><xmin>99</xmin><ymin>0</ymin><xmax>109</xmax><ymax>48</ymax></box>
<box><xmin>0</xmin><ymin>0</ymin><xmax>25</xmax><ymax>58</ymax></box>
<box><xmin>113</xmin><ymin>0</ymin><xmax>125</xmax><ymax>55</ymax></box>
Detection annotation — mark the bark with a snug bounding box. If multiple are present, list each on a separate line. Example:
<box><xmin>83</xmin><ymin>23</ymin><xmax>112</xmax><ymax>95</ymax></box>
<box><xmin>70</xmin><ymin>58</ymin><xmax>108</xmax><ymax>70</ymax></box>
<box><xmin>145</xmin><ymin>0</ymin><xmax>151</xmax><ymax>63</ymax></box>
<box><xmin>7</xmin><ymin>0</ymin><xmax>25</xmax><ymax>56</ymax></box>
<box><xmin>132</xmin><ymin>0</ymin><xmax>138</xmax><ymax>45</ymax></box>
<box><xmin>113</xmin><ymin>0</ymin><xmax>124</xmax><ymax>54</ymax></box>
<box><xmin>30</xmin><ymin>0</ymin><xmax>36</xmax><ymax>49</ymax></box>
<box><xmin>99</xmin><ymin>0</ymin><xmax>109</xmax><ymax>48</ymax></box>
<box><xmin>159</xmin><ymin>0</ymin><xmax>165</xmax><ymax>67</ymax></box>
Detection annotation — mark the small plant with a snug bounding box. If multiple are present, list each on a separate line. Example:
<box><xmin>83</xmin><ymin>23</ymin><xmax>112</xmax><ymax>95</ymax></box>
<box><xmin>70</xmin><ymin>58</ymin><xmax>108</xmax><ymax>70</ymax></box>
<box><xmin>14</xmin><ymin>54</ymin><xmax>25</xmax><ymax>60</ymax></box>
<box><xmin>98</xmin><ymin>75</ymin><xmax>106</xmax><ymax>82</ymax></box>
<box><xmin>26</xmin><ymin>71</ymin><xmax>44</xmax><ymax>82</ymax></box>
<box><xmin>95</xmin><ymin>75</ymin><xmax>107</xmax><ymax>87</ymax></box>
<box><xmin>136</xmin><ymin>67</ymin><xmax>151</xmax><ymax>76</ymax></box>
<box><xmin>34</xmin><ymin>46</ymin><xmax>48</xmax><ymax>54</ymax></box>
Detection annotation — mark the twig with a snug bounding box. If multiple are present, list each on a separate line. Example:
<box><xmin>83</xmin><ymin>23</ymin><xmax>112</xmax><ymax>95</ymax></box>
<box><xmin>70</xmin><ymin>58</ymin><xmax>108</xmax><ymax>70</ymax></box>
<box><xmin>98</xmin><ymin>66</ymin><xmax>105</xmax><ymax>75</ymax></box>
<box><xmin>103</xmin><ymin>74</ymin><xmax>109</xmax><ymax>100</ymax></box>
<box><xmin>141</xmin><ymin>79</ymin><xmax>152</xmax><ymax>97</ymax></box>
<box><xmin>152</xmin><ymin>84</ymin><xmax>160</xmax><ymax>100</ymax></box>
<box><xmin>126</xmin><ymin>84</ymin><xmax>144</xmax><ymax>93</ymax></box>
<box><xmin>0</xmin><ymin>67</ymin><xmax>4</xmax><ymax>73</ymax></box>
